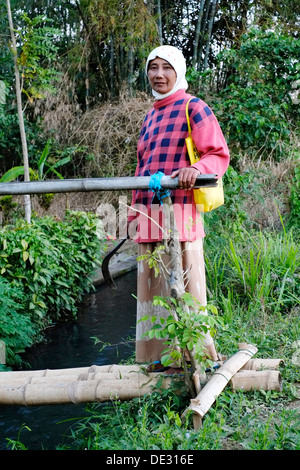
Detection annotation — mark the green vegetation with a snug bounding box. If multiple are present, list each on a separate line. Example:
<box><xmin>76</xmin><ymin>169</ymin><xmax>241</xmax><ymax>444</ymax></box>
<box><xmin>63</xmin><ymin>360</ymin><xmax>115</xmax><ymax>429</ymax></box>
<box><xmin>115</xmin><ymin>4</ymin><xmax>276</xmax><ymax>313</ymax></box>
<box><xmin>55</xmin><ymin>196</ymin><xmax>299</xmax><ymax>451</ymax></box>
<box><xmin>140</xmin><ymin>293</ymin><xmax>221</xmax><ymax>368</ymax></box>
<box><xmin>214</xmin><ymin>30</ymin><xmax>299</xmax><ymax>160</ymax></box>
<box><xmin>55</xmin><ymin>390</ymin><xmax>299</xmax><ymax>450</ymax></box>
<box><xmin>0</xmin><ymin>211</ymin><xmax>107</xmax><ymax>367</ymax></box>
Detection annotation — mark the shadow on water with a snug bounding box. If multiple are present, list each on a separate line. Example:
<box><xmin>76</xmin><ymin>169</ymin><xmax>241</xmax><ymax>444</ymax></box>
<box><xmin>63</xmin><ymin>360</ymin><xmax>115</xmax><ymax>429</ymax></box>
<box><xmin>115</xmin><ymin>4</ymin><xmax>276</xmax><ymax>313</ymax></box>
<box><xmin>0</xmin><ymin>270</ymin><xmax>137</xmax><ymax>450</ymax></box>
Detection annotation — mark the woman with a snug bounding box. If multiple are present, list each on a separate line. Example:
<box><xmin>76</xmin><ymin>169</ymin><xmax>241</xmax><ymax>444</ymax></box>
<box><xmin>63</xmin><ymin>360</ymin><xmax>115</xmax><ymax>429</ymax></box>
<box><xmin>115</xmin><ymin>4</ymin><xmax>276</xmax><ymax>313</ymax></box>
<box><xmin>128</xmin><ymin>45</ymin><xmax>230</xmax><ymax>369</ymax></box>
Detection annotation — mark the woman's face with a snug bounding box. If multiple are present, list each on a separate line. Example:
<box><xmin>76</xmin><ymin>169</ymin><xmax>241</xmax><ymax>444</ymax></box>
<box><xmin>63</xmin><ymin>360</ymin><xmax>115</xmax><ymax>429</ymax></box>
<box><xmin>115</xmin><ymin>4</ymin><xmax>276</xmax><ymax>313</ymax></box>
<box><xmin>147</xmin><ymin>57</ymin><xmax>177</xmax><ymax>94</ymax></box>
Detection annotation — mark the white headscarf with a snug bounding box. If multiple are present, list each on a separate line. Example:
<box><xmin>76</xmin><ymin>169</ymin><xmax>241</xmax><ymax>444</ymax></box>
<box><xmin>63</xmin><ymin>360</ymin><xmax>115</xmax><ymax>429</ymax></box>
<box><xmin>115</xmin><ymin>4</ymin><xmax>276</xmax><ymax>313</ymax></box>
<box><xmin>146</xmin><ymin>45</ymin><xmax>188</xmax><ymax>100</ymax></box>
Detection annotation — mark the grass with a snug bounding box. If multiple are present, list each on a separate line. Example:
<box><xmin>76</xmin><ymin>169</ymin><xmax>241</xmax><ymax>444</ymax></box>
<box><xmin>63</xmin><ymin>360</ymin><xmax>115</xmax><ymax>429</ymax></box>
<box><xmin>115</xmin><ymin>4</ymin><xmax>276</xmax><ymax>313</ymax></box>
<box><xmin>55</xmin><ymin>386</ymin><xmax>299</xmax><ymax>450</ymax></box>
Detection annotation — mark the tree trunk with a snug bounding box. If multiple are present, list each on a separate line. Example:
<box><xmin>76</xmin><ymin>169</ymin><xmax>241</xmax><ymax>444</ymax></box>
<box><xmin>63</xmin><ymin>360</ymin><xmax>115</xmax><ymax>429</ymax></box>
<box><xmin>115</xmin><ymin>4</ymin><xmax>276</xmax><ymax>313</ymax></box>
<box><xmin>203</xmin><ymin>0</ymin><xmax>218</xmax><ymax>70</ymax></box>
<box><xmin>85</xmin><ymin>38</ymin><xmax>90</xmax><ymax>111</ymax></box>
<box><xmin>197</xmin><ymin>0</ymin><xmax>211</xmax><ymax>69</ymax></box>
<box><xmin>110</xmin><ymin>34</ymin><xmax>115</xmax><ymax>97</ymax></box>
<box><xmin>192</xmin><ymin>0</ymin><xmax>206</xmax><ymax>68</ymax></box>
<box><xmin>127</xmin><ymin>46</ymin><xmax>134</xmax><ymax>97</ymax></box>
<box><xmin>156</xmin><ymin>0</ymin><xmax>163</xmax><ymax>44</ymax></box>
<box><xmin>6</xmin><ymin>0</ymin><xmax>31</xmax><ymax>223</ymax></box>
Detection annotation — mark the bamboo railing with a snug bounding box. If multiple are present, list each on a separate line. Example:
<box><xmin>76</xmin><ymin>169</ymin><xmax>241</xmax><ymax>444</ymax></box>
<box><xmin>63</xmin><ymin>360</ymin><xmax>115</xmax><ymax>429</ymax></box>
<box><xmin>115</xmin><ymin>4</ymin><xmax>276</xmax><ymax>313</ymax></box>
<box><xmin>0</xmin><ymin>174</ymin><xmax>217</xmax><ymax>195</ymax></box>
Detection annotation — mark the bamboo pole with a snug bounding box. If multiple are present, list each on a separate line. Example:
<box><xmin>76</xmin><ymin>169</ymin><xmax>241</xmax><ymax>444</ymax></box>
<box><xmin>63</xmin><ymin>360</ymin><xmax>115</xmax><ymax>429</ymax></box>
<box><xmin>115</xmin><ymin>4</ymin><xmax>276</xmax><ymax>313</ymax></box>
<box><xmin>185</xmin><ymin>343</ymin><xmax>258</xmax><ymax>429</ymax></box>
<box><xmin>0</xmin><ymin>371</ymin><xmax>148</xmax><ymax>387</ymax></box>
<box><xmin>0</xmin><ymin>360</ymin><xmax>283</xmax><ymax>388</ymax></box>
<box><xmin>163</xmin><ymin>195</ymin><xmax>185</xmax><ymax>299</ymax></box>
<box><xmin>0</xmin><ymin>373</ymin><xmax>174</xmax><ymax>406</ymax></box>
<box><xmin>6</xmin><ymin>0</ymin><xmax>31</xmax><ymax>222</ymax></box>
<box><xmin>161</xmin><ymin>195</ymin><xmax>200</xmax><ymax>395</ymax></box>
<box><xmin>0</xmin><ymin>373</ymin><xmax>144</xmax><ymax>386</ymax></box>
<box><xmin>0</xmin><ymin>364</ymin><xmax>143</xmax><ymax>382</ymax></box>
<box><xmin>230</xmin><ymin>370</ymin><xmax>282</xmax><ymax>392</ymax></box>
<box><xmin>240</xmin><ymin>358</ymin><xmax>284</xmax><ymax>370</ymax></box>
<box><xmin>0</xmin><ymin>356</ymin><xmax>285</xmax><ymax>405</ymax></box>
<box><xmin>0</xmin><ymin>175</ymin><xmax>217</xmax><ymax>196</ymax></box>
<box><xmin>0</xmin><ymin>341</ymin><xmax>5</xmax><ymax>364</ymax></box>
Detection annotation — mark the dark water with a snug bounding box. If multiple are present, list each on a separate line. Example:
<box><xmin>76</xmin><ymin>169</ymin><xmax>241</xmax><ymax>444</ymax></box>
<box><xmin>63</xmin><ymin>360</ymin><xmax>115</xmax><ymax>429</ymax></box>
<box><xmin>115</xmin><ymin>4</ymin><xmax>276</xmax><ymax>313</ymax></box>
<box><xmin>0</xmin><ymin>270</ymin><xmax>137</xmax><ymax>450</ymax></box>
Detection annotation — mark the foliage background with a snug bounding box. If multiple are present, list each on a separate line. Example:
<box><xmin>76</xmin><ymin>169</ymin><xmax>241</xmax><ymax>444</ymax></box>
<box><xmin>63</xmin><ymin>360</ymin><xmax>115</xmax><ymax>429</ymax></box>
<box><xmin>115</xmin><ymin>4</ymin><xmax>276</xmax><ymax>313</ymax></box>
<box><xmin>0</xmin><ymin>0</ymin><xmax>299</xmax><ymax>182</ymax></box>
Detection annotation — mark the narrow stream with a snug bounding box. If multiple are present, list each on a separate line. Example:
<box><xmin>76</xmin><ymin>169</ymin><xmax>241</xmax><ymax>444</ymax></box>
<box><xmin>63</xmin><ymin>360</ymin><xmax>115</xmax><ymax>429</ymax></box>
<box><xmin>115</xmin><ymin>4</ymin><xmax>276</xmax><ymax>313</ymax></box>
<box><xmin>0</xmin><ymin>270</ymin><xmax>137</xmax><ymax>450</ymax></box>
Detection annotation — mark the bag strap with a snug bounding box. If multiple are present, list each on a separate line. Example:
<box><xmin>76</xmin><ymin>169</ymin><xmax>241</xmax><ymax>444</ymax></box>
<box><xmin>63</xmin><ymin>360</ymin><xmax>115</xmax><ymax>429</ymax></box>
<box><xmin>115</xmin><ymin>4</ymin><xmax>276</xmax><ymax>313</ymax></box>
<box><xmin>185</xmin><ymin>98</ymin><xmax>193</xmax><ymax>136</ymax></box>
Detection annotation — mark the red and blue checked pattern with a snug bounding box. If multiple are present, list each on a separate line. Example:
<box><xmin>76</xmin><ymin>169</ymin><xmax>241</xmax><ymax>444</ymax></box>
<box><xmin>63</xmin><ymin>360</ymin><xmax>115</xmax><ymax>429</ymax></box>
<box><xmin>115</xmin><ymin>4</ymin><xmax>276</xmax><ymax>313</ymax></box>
<box><xmin>133</xmin><ymin>90</ymin><xmax>225</xmax><ymax>207</ymax></box>
<box><xmin>129</xmin><ymin>89</ymin><xmax>230</xmax><ymax>242</ymax></box>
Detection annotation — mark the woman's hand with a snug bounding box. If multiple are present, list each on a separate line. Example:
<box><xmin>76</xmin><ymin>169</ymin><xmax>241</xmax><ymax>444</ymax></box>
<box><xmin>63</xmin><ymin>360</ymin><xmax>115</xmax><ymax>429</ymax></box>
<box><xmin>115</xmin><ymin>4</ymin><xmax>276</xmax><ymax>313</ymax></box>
<box><xmin>171</xmin><ymin>167</ymin><xmax>200</xmax><ymax>190</ymax></box>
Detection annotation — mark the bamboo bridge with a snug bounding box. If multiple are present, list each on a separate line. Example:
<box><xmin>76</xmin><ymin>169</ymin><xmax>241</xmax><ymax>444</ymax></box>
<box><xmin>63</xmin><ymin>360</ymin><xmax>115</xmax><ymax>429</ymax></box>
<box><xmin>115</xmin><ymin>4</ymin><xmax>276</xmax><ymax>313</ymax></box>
<box><xmin>0</xmin><ymin>175</ymin><xmax>284</xmax><ymax>428</ymax></box>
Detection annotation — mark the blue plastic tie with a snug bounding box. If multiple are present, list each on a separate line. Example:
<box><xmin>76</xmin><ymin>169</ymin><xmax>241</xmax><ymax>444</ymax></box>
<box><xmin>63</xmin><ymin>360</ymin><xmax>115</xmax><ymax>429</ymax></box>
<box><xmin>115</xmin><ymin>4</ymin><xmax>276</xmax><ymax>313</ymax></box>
<box><xmin>148</xmin><ymin>171</ymin><xmax>171</xmax><ymax>205</ymax></box>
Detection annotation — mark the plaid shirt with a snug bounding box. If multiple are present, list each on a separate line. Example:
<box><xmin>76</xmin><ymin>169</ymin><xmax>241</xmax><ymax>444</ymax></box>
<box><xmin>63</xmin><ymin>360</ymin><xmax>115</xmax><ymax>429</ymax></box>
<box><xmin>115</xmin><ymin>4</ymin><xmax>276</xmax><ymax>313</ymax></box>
<box><xmin>128</xmin><ymin>89</ymin><xmax>230</xmax><ymax>242</ymax></box>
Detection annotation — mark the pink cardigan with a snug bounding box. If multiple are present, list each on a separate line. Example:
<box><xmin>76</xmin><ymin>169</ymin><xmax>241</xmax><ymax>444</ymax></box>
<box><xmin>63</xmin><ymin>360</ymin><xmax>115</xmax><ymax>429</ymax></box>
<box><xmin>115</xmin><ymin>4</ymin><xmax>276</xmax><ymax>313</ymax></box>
<box><xmin>128</xmin><ymin>90</ymin><xmax>230</xmax><ymax>243</ymax></box>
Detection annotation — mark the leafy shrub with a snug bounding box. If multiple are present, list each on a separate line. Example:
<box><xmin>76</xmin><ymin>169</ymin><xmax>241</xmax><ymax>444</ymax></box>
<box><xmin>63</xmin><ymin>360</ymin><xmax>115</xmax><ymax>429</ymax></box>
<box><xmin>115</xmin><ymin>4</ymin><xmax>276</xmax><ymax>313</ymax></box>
<box><xmin>0</xmin><ymin>278</ymin><xmax>37</xmax><ymax>367</ymax></box>
<box><xmin>0</xmin><ymin>211</ymin><xmax>107</xmax><ymax>365</ymax></box>
<box><xmin>214</xmin><ymin>29</ymin><xmax>300</xmax><ymax>161</ymax></box>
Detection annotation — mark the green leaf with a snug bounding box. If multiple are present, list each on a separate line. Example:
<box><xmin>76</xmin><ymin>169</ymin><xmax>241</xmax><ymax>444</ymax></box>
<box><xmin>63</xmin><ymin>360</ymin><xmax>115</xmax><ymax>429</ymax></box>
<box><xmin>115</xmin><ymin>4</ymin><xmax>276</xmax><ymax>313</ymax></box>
<box><xmin>137</xmin><ymin>315</ymin><xmax>149</xmax><ymax>323</ymax></box>
<box><xmin>161</xmin><ymin>354</ymin><xmax>172</xmax><ymax>365</ymax></box>
<box><xmin>37</xmin><ymin>139</ymin><xmax>52</xmax><ymax>179</ymax></box>
<box><xmin>0</xmin><ymin>167</ymin><xmax>24</xmax><ymax>183</ymax></box>
<box><xmin>21</xmin><ymin>240</ymin><xmax>28</xmax><ymax>250</ymax></box>
<box><xmin>148</xmin><ymin>330</ymin><xmax>155</xmax><ymax>339</ymax></box>
<box><xmin>168</xmin><ymin>324</ymin><xmax>175</xmax><ymax>334</ymax></box>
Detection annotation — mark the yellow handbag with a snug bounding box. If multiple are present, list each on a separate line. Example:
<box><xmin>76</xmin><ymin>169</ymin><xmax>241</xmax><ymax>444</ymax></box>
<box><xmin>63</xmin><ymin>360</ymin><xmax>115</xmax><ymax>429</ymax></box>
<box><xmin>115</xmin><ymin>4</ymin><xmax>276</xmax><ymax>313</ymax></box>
<box><xmin>185</xmin><ymin>98</ymin><xmax>224</xmax><ymax>212</ymax></box>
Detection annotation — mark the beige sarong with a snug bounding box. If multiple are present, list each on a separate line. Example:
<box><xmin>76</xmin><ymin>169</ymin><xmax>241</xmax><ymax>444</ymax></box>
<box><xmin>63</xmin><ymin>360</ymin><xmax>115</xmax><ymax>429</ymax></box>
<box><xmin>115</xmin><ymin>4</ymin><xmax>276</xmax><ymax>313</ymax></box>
<box><xmin>136</xmin><ymin>238</ymin><xmax>215</xmax><ymax>363</ymax></box>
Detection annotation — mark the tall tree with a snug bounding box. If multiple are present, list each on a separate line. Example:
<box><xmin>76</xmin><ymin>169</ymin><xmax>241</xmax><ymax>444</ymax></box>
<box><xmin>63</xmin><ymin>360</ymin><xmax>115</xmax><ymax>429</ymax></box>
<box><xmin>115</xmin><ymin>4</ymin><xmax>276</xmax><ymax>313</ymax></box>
<box><xmin>192</xmin><ymin>0</ymin><xmax>206</xmax><ymax>68</ymax></box>
<box><xmin>6</xmin><ymin>0</ymin><xmax>31</xmax><ymax>222</ymax></box>
<box><xmin>203</xmin><ymin>0</ymin><xmax>218</xmax><ymax>70</ymax></box>
<box><xmin>83</xmin><ymin>0</ymin><xmax>159</xmax><ymax>98</ymax></box>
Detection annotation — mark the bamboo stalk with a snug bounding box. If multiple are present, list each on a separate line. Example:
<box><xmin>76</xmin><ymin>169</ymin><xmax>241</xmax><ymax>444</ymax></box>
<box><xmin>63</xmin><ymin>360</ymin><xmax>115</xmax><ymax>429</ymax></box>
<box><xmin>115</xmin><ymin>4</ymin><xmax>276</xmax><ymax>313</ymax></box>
<box><xmin>0</xmin><ymin>341</ymin><xmax>5</xmax><ymax>364</ymax></box>
<box><xmin>185</xmin><ymin>343</ymin><xmax>258</xmax><ymax>429</ymax></box>
<box><xmin>0</xmin><ymin>364</ymin><xmax>142</xmax><ymax>381</ymax></box>
<box><xmin>240</xmin><ymin>358</ymin><xmax>284</xmax><ymax>370</ymax></box>
<box><xmin>192</xmin><ymin>372</ymin><xmax>201</xmax><ymax>395</ymax></box>
<box><xmin>6</xmin><ymin>0</ymin><xmax>32</xmax><ymax>222</ymax></box>
<box><xmin>230</xmin><ymin>370</ymin><xmax>282</xmax><ymax>392</ymax></box>
<box><xmin>0</xmin><ymin>371</ymin><xmax>146</xmax><ymax>386</ymax></box>
<box><xmin>1</xmin><ymin>361</ymin><xmax>284</xmax><ymax>388</ymax></box>
<box><xmin>162</xmin><ymin>195</ymin><xmax>198</xmax><ymax>395</ymax></box>
<box><xmin>0</xmin><ymin>355</ymin><xmax>285</xmax><ymax>406</ymax></box>
<box><xmin>0</xmin><ymin>373</ymin><xmax>174</xmax><ymax>406</ymax></box>
<box><xmin>0</xmin><ymin>175</ymin><xmax>217</xmax><ymax>196</ymax></box>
